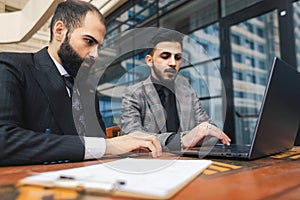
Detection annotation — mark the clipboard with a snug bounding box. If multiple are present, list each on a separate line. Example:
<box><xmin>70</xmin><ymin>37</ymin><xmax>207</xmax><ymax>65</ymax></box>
<box><xmin>18</xmin><ymin>158</ymin><xmax>212</xmax><ymax>199</ymax></box>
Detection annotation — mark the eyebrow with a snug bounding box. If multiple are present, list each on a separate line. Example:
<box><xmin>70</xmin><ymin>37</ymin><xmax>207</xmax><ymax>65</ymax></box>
<box><xmin>84</xmin><ymin>34</ymin><xmax>100</xmax><ymax>44</ymax></box>
<box><xmin>160</xmin><ymin>51</ymin><xmax>182</xmax><ymax>55</ymax></box>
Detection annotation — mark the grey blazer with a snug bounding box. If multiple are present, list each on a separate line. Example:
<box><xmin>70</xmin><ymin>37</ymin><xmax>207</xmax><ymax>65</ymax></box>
<box><xmin>121</xmin><ymin>75</ymin><xmax>213</xmax><ymax>147</ymax></box>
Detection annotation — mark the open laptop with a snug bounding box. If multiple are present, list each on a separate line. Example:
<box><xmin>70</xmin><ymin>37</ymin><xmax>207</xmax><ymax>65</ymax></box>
<box><xmin>178</xmin><ymin>57</ymin><xmax>300</xmax><ymax>160</ymax></box>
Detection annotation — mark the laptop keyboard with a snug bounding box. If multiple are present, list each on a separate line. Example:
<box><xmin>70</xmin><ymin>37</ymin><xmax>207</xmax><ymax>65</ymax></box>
<box><xmin>213</xmin><ymin>144</ymin><xmax>250</xmax><ymax>153</ymax></box>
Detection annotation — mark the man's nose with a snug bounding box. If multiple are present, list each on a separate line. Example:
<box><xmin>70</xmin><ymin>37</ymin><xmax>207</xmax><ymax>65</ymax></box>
<box><xmin>168</xmin><ymin>56</ymin><xmax>176</xmax><ymax>67</ymax></box>
<box><xmin>89</xmin><ymin>46</ymin><xmax>99</xmax><ymax>58</ymax></box>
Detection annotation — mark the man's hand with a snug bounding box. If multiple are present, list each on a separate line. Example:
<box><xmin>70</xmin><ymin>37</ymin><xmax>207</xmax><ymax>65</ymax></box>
<box><xmin>105</xmin><ymin>131</ymin><xmax>162</xmax><ymax>158</ymax></box>
<box><xmin>181</xmin><ymin>122</ymin><xmax>231</xmax><ymax>148</ymax></box>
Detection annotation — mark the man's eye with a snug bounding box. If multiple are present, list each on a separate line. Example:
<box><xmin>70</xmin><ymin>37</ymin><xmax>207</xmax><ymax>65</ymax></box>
<box><xmin>85</xmin><ymin>39</ymin><xmax>94</xmax><ymax>46</ymax></box>
<box><xmin>175</xmin><ymin>54</ymin><xmax>182</xmax><ymax>60</ymax></box>
<box><xmin>161</xmin><ymin>53</ymin><xmax>171</xmax><ymax>59</ymax></box>
<box><xmin>160</xmin><ymin>53</ymin><xmax>182</xmax><ymax>61</ymax></box>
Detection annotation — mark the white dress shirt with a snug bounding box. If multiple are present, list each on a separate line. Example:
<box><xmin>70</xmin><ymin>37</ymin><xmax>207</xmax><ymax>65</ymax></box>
<box><xmin>50</xmin><ymin>55</ymin><xmax>106</xmax><ymax>160</ymax></box>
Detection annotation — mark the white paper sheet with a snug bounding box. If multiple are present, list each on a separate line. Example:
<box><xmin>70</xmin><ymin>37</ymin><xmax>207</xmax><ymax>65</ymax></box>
<box><xmin>21</xmin><ymin>158</ymin><xmax>212</xmax><ymax>198</ymax></box>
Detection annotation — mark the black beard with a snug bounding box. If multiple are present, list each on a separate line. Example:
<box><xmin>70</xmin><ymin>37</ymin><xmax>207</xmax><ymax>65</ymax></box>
<box><xmin>58</xmin><ymin>36</ymin><xmax>84</xmax><ymax>78</ymax></box>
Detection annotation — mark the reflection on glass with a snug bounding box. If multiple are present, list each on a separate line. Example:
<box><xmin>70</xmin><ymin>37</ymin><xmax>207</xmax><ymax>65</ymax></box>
<box><xmin>180</xmin><ymin>22</ymin><xmax>224</xmax><ymax>128</ymax></box>
<box><xmin>180</xmin><ymin>60</ymin><xmax>224</xmax><ymax>129</ymax></box>
<box><xmin>98</xmin><ymin>51</ymin><xmax>150</xmax><ymax>127</ymax></box>
<box><xmin>293</xmin><ymin>1</ymin><xmax>300</xmax><ymax>72</ymax></box>
<box><xmin>187</xmin><ymin>23</ymin><xmax>220</xmax><ymax>64</ymax></box>
<box><xmin>221</xmin><ymin>0</ymin><xmax>262</xmax><ymax>17</ymax></box>
<box><xmin>105</xmin><ymin>0</ymin><xmax>187</xmax><ymax>41</ymax></box>
<box><xmin>230</xmin><ymin>11</ymin><xmax>280</xmax><ymax>144</ymax></box>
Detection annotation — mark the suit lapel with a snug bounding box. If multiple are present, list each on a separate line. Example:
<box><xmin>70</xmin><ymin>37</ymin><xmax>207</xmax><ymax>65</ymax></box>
<box><xmin>142</xmin><ymin>77</ymin><xmax>167</xmax><ymax>132</ymax></box>
<box><xmin>175</xmin><ymin>75</ymin><xmax>193</xmax><ymax>131</ymax></box>
<box><xmin>30</xmin><ymin>48</ymin><xmax>77</xmax><ymax>134</ymax></box>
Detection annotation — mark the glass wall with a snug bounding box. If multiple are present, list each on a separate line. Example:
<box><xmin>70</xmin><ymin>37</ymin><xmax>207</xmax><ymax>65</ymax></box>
<box><xmin>293</xmin><ymin>1</ymin><xmax>300</xmax><ymax>72</ymax></box>
<box><xmin>230</xmin><ymin>11</ymin><xmax>280</xmax><ymax>144</ymax></box>
<box><xmin>180</xmin><ymin>22</ymin><xmax>224</xmax><ymax>128</ymax></box>
<box><xmin>98</xmin><ymin>0</ymin><xmax>299</xmax><ymax>143</ymax></box>
<box><xmin>221</xmin><ymin>0</ymin><xmax>262</xmax><ymax>17</ymax></box>
<box><xmin>104</xmin><ymin>0</ymin><xmax>188</xmax><ymax>42</ymax></box>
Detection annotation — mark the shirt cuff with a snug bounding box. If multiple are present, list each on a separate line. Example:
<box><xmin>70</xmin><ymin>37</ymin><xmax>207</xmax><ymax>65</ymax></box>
<box><xmin>83</xmin><ymin>137</ymin><xmax>106</xmax><ymax>160</ymax></box>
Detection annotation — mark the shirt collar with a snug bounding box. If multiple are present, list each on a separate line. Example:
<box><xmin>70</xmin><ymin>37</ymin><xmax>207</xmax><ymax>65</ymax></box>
<box><xmin>49</xmin><ymin>55</ymin><xmax>70</xmax><ymax>77</ymax></box>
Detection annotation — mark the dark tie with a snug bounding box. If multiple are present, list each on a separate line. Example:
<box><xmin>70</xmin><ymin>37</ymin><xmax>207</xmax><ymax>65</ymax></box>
<box><xmin>160</xmin><ymin>87</ymin><xmax>180</xmax><ymax>132</ymax></box>
<box><xmin>63</xmin><ymin>75</ymin><xmax>74</xmax><ymax>97</ymax></box>
<box><xmin>72</xmin><ymin>84</ymin><xmax>86</xmax><ymax>136</ymax></box>
<box><xmin>72</xmin><ymin>82</ymin><xmax>106</xmax><ymax>137</ymax></box>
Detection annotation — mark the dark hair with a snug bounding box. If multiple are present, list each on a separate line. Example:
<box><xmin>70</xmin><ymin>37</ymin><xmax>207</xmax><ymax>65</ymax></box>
<box><xmin>49</xmin><ymin>0</ymin><xmax>105</xmax><ymax>42</ymax></box>
<box><xmin>148</xmin><ymin>29</ymin><xmax>183</xmax><ymax>55</ymax></box>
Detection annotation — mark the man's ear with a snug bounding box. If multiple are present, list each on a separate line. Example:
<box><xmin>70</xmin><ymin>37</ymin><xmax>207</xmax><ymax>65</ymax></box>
<box><xmin>145</xmin><ymin>55</ymin><xmax>153</xmax><ymax>67</ymax></box>
<box><xmin>53</xmin><ymin>21</ymin><xmax>67</xmax><ymax>42</ymax></box>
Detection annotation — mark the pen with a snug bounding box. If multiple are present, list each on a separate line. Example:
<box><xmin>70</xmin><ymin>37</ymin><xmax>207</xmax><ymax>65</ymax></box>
<box><xmin>56</xmin><ymin>175</ymin><xmax>124</xmax><ymax>194</ymax></box>
<box><xmin>59</xmin><ymin>175</ymin><xmax>74</xmax><ymax>180</ymax></box>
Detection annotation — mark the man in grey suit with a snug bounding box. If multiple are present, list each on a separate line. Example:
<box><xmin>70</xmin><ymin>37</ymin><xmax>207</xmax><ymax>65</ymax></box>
<box><xmin>121</xmin><ymin>30</ymin><xmax>231</xmax><ymax>151</ymax></box>
<box><xmin>0</xmin><ymin>0</ymin><xmax>161</xmax><ymax>166</ymax></box>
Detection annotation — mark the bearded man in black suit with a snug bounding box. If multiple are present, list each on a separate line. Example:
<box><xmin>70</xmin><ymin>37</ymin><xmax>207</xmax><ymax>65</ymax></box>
<box><xmin>0</xmin><ymin>0</ymin><xmax>161</xmax><ymax>166</ymax></box>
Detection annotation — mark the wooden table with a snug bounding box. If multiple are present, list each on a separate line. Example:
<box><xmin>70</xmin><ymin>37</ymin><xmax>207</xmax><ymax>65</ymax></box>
<box><xmin>1</xmin><ymin>147</ymin><xmax>300</xmax><ymax>200</ymax></box>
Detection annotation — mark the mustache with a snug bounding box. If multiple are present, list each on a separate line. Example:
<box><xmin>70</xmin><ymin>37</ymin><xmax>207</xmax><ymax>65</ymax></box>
<box><xmin>164</xmin><ymin>67</ymin><xmax>177</xmax><ymax>73</ymax></box>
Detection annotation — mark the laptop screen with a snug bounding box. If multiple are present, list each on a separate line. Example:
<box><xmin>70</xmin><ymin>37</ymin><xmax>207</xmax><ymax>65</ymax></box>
<box><xmin>248</xmin><ymin>57</ymin><xmax>300</xmax><ymax>159</ymax></box>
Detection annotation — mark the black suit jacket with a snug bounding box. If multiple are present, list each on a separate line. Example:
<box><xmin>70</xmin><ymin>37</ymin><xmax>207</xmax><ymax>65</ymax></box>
<box><xmin>0</xmin><ymin>47</ymin><xmax>105</xmax><ymax>166</ymax></box>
